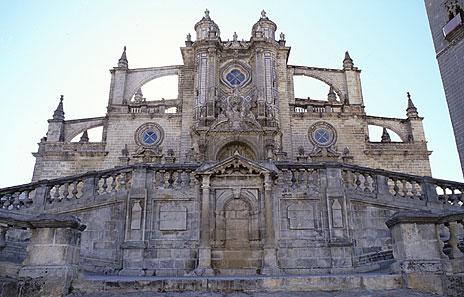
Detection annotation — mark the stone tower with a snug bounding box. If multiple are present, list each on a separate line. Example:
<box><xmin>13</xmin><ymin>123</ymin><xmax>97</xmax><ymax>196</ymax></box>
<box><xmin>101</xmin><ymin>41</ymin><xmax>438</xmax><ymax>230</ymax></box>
<box><xmin>425</xmin><ymin>0</ymin><xmax>464</xmax><ymax>175</ymax></box>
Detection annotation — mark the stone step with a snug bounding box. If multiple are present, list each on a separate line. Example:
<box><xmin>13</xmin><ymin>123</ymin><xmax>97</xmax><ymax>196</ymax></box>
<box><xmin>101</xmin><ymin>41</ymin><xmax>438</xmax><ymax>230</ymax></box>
<box><xmin>70</xmin><ymin>273</ymin><xmax>407</xmax><ymax>295</ymax></box>
<box><xmin>66</xmin><ymin>289</ymin><xmax>439</xmax><ymax>297</ymax></box>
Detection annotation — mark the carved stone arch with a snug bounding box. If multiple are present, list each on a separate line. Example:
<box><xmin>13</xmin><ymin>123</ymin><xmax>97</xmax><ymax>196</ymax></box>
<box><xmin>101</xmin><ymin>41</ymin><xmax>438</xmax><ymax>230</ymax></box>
<box><xmin>291</xmin><ymin>66</ymin><xmax>347</xmax><ymax>100</ymax></box>
<box><xmin>124</xmin><ymin>66</ymin><xmax>182</xmax><ymax>102</ymax></box>
<box><xmin>213</xmin><ymin>139</ymin><xmax>258</xmax><ymax>161</ymax></box>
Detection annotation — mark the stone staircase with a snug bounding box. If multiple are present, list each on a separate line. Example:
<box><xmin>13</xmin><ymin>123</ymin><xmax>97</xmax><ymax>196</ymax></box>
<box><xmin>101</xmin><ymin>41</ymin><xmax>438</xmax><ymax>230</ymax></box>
<box><xmin>64</xmin><ymin>273</ymin><xmax>441</xmax><ymax>297</ymax></box>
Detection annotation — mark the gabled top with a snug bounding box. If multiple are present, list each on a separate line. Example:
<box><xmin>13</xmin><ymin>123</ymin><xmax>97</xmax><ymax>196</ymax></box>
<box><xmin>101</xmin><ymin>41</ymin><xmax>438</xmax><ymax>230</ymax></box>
<box><xmin>194</xmin><ymin>9</ymin><xmax>220</xmax><ymax>41</ymax></box>
<box><xmin>251</xmin><ymin>10</ymin><xmax>277</xmax><ymax>40</ymax></box>
<box><xmin>196</xmin><ymin>152</ymin><xmax>277</xmax><ymax>177</ymax></box>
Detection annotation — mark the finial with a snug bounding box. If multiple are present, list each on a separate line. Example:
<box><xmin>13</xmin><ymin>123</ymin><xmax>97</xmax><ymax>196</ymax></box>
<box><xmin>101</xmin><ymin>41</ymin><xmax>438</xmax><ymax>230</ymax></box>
<box><xmin>186</xmin><ymin>33</ymin><xmax>191</xmax><ymax>41</ymax></box>
<box><xmin>52</xmin><ymin>95</ymin><xmax>65</xmax><ymax>121</ymax></box>
<box><xmin>205</xmin><ymin>9</ymin><xmax>210</xmax><ymax>18</ymax></box>
<box><xmin>343</xmin><ymin>51</ymin><xmax>354</xmax><ymax>70</ymax></box>
<box><xmin>280</xmin><ymin>32</ymin><xmax>285</xmax><ymax>41</ymax></box>
<box><xmin>261</xmin><ymin>10</ymin><xmax>267</xmax><ymax>19</ymax></box>
<box><xmin>327</xmin><ymin>86</ymin><xmax>337</xmax><ymax>102</ymax></box>
<box><xmin>79</xmin><ymin>130</ymin><xmax>89</xmax><ymax>143</ymax></box>
<box><xmin>406</xmin><ymin>92</ymin><xmax>418</xmax><ymax>118</ymax></box>
<box><xmin>233</xmin><ymin>32</ymin><xmax>238</xmax><ymax>41</ymax></box>
<box><xmin>381</xmin><ymin>128</ymin><xmax>391</xmax><ymax>143</ymax></box>
<box><xmin>118</xmin><ymin>46</ymin><xmax>128</xmax><ymax>69</ymax></box>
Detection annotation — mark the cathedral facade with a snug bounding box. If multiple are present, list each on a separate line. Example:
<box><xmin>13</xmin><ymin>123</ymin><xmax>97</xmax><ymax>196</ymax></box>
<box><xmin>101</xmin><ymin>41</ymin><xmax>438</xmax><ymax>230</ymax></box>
<box><xmin>6</xmin><ymin>11</ymin><xmax>461</xmax><ymax>279</ymax></box>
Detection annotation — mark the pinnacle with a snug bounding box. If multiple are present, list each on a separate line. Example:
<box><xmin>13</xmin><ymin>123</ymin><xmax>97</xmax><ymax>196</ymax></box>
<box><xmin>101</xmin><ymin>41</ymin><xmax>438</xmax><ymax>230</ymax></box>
<box><xmin>52</xmin><ymin>95</ymin><xmax>65</xmax><ymax>121</ymax></box>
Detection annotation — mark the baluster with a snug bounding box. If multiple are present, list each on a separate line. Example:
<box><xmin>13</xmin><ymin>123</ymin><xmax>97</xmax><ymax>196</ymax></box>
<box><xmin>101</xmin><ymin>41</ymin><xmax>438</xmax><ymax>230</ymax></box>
<box><xmin>391</xmin><ymin>179</ymin><xmax>399</xmax><ymax>196</ymax></box>
<box><xmin>111</xmin><ymin>174</ymin><xmax>117</xmax><ymax>192</ymax></box>
<box><xmin>436</xmin><ymin>223</ymin><xmax>448</xmax><ymax>259</ymax></box>
<box><xmin>444</xmin><ymin>221</ymin><xmax>464</xmax><ymax>259</ymax></box>
<box><xmin>354</xmin><ymin>172</ymin><xmax>361</xmax><ymax>190</ymax></box>
<box><xmin>442</xmin><ymin>186</ymin><xmax>449</xmax><ymax>205</ymax></box>
<box><xmin>101</xmin><ymin>176</ymin><xmax>108</xmax><ymax>194</ymax></box>
<box><xmin>290</xmin><ymin>169</ymin><xmax>297</xmax><ymax>189</ymax></box>
<box><xmin>71</xmin><ymin>181</ymin><xmax>78</xmax><ymax>199</ymax></box>
<box><xmin>3</xmin><ymin>194</ymin><xmax>11</xmax><ymax>209</ymax></box>
<box><xmin>12</xmin><ymin>192</ymin><xmax>20</xmax><ymax>209</ymax></box>
<box><xmin>54</xmin><ymin>185</ymin><xmax>62</xmax><ymax>201</ymax></box>
<box><xmin>176</xmin><ymin>170</ymin><xmax>182</xmax><ymax>188</ymax></box>
<box><xmin>363</xmin><ymin>174</ymin><xmax>371</xmax><ymax>193</ymax></box>
<box><xmin>63</xmin><ymin>183</ymin><xmax>70</xmax><ymax>200</ymax></box>
<box><xmin>167</xmin><ymin>171</ymin><xmax>174</xmax><ymax>188</ymax></box>
<box><xmin>411</xmin><ymin>181</ymin><xmax>418</xmax><ymax>199</ymax></box>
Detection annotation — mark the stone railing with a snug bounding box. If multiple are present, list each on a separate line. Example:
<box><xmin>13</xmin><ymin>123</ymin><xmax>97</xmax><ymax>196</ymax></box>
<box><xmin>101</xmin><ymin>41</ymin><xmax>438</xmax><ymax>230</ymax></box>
<box><xmin>385</xmin><ymin>210</ymin><xmax>464</xmax><ymax>295</ymax></box>
<box><xmin>290</xmin><ymin>99</ymin><xmax>342</xmax><ymax>114</ymax></box>
<box><xmin>0</xmin><ymin>166</ymin><xmax>134</xmax><ymax>211</ymax></box>
<box><xmin>128</xmin><ymin>98</ymin><xmax>180</xmax><ymax>114</ymax></box>
<box><xmin>276</xmin><ymin>162</ymin><xmax>464</xmax><ymax>209</ymax></box>
<box><xmin>0</xmin><ymin>209</ymin><xmax>86</xmax><ymax>296</ymax></box>
<box><xmin>1</xmin><ymin>162</ymin><xmax>463</xmax><ymax>213</ymax></box>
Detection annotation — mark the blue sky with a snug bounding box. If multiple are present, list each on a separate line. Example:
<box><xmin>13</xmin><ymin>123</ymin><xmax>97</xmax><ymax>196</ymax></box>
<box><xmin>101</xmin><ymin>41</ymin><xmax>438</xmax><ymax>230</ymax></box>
<box><xmin>0</xmin><ymin>0</ymin><xmax>462</xmax><ymax>187</ymax></box>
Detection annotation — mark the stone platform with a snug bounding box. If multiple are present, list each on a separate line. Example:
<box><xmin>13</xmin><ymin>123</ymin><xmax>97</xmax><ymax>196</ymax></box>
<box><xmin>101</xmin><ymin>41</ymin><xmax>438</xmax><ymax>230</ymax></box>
<box><xmin>70</xmin><ymin>273</ymin><xmax>406</xmax><ymax>295</ymax></box>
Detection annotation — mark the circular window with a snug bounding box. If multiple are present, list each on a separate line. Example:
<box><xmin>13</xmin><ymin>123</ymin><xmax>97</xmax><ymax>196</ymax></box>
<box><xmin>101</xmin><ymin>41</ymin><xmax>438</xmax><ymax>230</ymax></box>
<box><xmin>135</xmin><ymin>123</ymin><xmax>164</xmax><ymax>147</ymax></box>
<box><xmin>308</xmin><ymin>122</ymin><xmax>337</xmax><ymax>148</ymax></box>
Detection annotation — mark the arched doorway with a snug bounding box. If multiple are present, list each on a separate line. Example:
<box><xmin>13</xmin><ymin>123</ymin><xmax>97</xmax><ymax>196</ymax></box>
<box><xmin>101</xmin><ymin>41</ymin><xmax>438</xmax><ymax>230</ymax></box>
<box><xmin>216</xmin><ymin>141</ymin><xmax>256</xmax><ymax>160</ymax></box>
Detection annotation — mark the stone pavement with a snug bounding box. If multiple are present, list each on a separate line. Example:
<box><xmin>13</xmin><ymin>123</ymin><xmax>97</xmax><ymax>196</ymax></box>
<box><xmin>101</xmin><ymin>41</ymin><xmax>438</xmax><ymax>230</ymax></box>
<box><xmin>66</xmin><ymin>289</ymin><xmax>440</xmax><ymax>297</ymax></box>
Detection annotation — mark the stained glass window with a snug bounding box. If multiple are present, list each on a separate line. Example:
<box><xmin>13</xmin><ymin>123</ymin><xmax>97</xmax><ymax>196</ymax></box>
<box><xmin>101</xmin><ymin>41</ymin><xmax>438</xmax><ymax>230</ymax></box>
<box><xmin>142</xmin><ymin>130</ymin><xmax>158</xmax><ymax>145</ymax></box>
<box><xmin>314</xmin><ymin>128</ymin><xmax>331</xmax><ymax>145</ymax></box>
<box><xmin>226</xmin><ymin>69</ymin><xmax>246</xmax><ymax>86</ymax></box>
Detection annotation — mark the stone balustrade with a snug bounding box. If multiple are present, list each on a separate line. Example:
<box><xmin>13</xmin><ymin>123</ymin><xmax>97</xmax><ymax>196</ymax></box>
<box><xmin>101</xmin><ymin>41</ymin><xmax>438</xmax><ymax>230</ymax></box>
<box><xmin>1</xmin><ymin>162</ymin><xmax>463</xmax><ymax>213</ymax></box>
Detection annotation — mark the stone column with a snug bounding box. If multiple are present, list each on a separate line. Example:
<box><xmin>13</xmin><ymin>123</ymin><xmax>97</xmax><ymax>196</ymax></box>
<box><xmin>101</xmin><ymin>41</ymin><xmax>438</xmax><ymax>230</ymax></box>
<box><xmin>196</xmin><ymin>174</ymin><xmax>214</xmax><ymax>275</ymax></box>
<box><xmin>262</xmin><ymin>172</ymin><xmax>279</xmax><ymax>274</ymax></box>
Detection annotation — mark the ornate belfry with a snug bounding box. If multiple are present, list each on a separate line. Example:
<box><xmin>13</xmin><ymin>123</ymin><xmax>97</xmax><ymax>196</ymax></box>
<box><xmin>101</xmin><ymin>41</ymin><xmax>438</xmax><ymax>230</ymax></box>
<box><xmin>15</xmin><ymin>9</ymin><xmax>445</xmax><ymax>279</ymax></box>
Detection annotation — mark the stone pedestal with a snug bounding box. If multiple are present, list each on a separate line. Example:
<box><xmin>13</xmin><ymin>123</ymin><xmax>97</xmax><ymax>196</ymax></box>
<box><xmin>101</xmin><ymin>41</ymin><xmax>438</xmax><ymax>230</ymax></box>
<box><xmin>19</xmin><ymin>226</ymin><xmax>83</xmax><ymax>297</ymax></box>
<box><xmin>119</xmin><ymin>241</ymin><xmax>146</xmax><ymax>276</ymax></box>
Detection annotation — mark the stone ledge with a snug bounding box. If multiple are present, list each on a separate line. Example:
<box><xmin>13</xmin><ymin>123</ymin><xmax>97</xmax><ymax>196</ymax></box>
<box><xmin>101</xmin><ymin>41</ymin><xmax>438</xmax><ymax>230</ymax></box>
<box><xmin>0</xmin><ymin>209</ymin><xmax>86</xmax><ymax>231</ymax></box>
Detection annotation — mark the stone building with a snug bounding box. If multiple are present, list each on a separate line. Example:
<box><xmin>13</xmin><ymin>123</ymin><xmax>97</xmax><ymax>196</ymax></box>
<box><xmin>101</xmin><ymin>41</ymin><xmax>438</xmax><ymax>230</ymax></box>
<box><xmin>1</xmin><ymin>10</ymin><xmax>464</xmax><ymax>296</ymax></box>
<box><xmin>425</xmin><ymin>0</ymin><xmax>464</xmax><ymax>175</ymax></box>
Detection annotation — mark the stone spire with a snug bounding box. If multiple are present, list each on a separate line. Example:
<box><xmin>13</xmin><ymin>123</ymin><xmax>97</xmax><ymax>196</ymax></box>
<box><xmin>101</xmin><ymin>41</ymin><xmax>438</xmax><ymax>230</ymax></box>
<box><xmin>79</xmin><ymin>130</ymin><xmax>89</xmax><ymax>143</ymax></box>
<box><xmin>381</xmin><ymin>127</ymin><xmax>391</xmax><ymax>143</ymax></box>
<box><xmin>406</xmin><ymin>92</ymin><xmax>419</xmax><ymax>118</ymax></box>
<box><xmin>252</xmin><ymin>9</ymin><xmax>277</xmax><ymax>39</ymax></box>
<box><xmin>194</xmin><ymin>9</ymin><xmax>220</xmax><ymax>40</ymax></box>
<box><xmin>118</xmin><ymin>46</ymin><xmax>128</xmax><ymax>69</ymax></box>
<box><xmin>343</xmin><ymin>51</ymin><xmax>354</xmax><ymax>70</ymax></box>
<box><xmin>52</xmin><ymin>95</ymin><xmax>65</xmax><ymax>121</ymax></box>
<box><xmin>327</xmin><ymin>86</ymin><xmax>337</xmax><ymax>102</ymax></box>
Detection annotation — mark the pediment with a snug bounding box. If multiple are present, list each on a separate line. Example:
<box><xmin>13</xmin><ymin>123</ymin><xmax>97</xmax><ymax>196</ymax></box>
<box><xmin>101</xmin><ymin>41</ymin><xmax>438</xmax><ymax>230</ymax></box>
<box><xmin>196</xmin><ymin>152</ymin><xmax>276</xmax><ymax>176</ymax></box>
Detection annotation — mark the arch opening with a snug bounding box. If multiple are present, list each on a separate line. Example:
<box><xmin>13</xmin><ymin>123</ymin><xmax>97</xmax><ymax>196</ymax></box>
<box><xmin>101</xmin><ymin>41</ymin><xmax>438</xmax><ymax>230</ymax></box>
<box><xmin>70</xmin><ymin>126</ymin><xmax>103</xmax><ymax>142</ymax></box>
<box><xmin>131</xmin><ymin>75</ymin><xmax>178</xmax><ymax>102</ymax></box>
<box><xmin>293</xmin><ymin>76</ymin><xmax>339</xmax><ymax>102</ymax></box>
<box><xmin>368</xmin><ymin>125</ymin><xmax>402</xmax><ymax>142</ymax></box>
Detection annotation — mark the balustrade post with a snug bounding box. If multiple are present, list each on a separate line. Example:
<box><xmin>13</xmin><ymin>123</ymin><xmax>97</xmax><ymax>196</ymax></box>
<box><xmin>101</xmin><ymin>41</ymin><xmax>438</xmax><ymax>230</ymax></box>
<box><xmin>82</xmin><ymin>172</ymin><xmax>97</xmax><ymax>197</ymax></box>
<box><xmin>376</xmin><ymin>174</ymin><xmax>389</xmax><ymax>197</ymax></box>
<box><xmin>444</xmin><ymin>221</ymin><xmax>464</xmax><ymax>259</ymax></box>
<box><xmin>31</xmin><ymin>181</ymin><xmax>49</xmax><ymax>211</ymax></box>
<box><xmin>422</xmin><ymin>177</ymin><xmax>441</xmax><ymax>207</ymax></box>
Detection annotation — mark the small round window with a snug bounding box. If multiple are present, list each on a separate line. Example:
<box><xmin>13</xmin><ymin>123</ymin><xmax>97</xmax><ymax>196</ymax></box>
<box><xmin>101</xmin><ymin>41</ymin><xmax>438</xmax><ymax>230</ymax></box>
<box><xmin>308</xmin><ymin>122</ymin><xmax>337</xmax><ymax>148</ymax></box>
<box><xmin>135</xmin><ymin>123</ymin><xmax>164</xmax><ymax>147</ymax></box>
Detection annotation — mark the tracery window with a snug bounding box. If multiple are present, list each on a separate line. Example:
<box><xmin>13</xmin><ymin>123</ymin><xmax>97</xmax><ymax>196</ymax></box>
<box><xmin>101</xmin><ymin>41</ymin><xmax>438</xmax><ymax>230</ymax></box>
<box><xmin>226</xmin><ymin>69</ymin><xmax>246</xmax><ymax>86</ymax></box>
